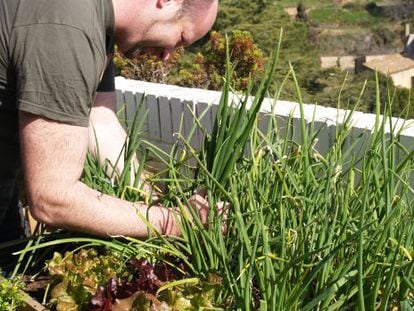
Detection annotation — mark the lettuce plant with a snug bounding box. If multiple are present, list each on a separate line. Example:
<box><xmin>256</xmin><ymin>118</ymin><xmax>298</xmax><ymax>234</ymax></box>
<box><xmin>0</xmin><ymin>272</ymin><xmax>26</xmax><ymax>310</ymax></box>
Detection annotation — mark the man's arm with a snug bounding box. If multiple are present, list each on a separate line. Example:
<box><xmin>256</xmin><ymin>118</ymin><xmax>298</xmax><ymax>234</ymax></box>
<box><xmin>88</xmin><ymin>91</ymin><xmax>129</xmax><ymax>176</ymax></box>
<box><xmin>19</xmin><ymin>111</ymin><xmax>207</xmax><ymax>237</ymax></box>
<box><xmin>89</xmin><ymin>90</ymin><xmax>153</xmax><ymax>190</ymax></box>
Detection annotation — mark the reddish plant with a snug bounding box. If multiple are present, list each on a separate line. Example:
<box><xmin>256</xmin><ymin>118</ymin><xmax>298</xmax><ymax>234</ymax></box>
<box><xmin>179</xmin><ymin>30</ymin><xmax>265</xmax><ymax>91</ymax></box>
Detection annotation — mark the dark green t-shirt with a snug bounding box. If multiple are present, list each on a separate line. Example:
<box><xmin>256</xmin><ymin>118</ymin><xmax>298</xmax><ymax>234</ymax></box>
<box><xmin>0</xmin><ymin>0</ymin><xmax>114</xmax><ymax>192</ymax></box>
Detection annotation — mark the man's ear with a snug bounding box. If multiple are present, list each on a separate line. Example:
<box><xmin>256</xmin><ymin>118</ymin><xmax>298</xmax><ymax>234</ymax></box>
<box><xmin>156</xmin><ymin>0</ymin><xmax>183</xmax><ymax>9</ymax></box>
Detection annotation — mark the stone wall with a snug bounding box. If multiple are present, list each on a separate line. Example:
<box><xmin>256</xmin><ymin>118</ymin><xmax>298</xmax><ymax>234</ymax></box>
<box><xmin>320</xmin><ymin>56</ymin><xmax>357</xmax><ymax>72</ymax></box>
<box><xmin>392</xmin><ymin>68</ymin><xmax>414</xmax><ymax>88</ymax></box>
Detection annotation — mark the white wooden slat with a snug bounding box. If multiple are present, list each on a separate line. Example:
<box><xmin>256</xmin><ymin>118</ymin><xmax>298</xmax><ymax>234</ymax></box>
<box><xmin>115</xmin><ymin>89</ymin><xmax>124</xmax><ymax>113</ymax></box>
<box><xmin>209</xmin><ymin>103</ymin><xmax>218</xmax><ymax>133</ymax></box>
<box><xmin>312</xmin><ymin>121</ymin><xmax>334</xmax><ymax>156</ymax></box>
<box><xmin>350</xmin><ymin>127</ymin><xmax>372</xmax><ymax>160</ymax></box>
<box><xmin>398</xmin><ymin>134</ymin><xmax>414</xmax><ymax>189</ymax></box>
<box><xmin>257</xmin><ymin>111</ymin><xmax>270</xmax><ymax>137</ymax></box>
<box><xmin>292</xmin><ymin>118</ymin><xmax>303</xmax><ymax>146</ymax></box>
<box><xmin>182</xmin><ymin>100</ymin><xmax>192</xmax><ymax>138</ymax></box>
<box><xmin>115</xmin><ymin>89</ymin><xmax>127</xmax><ymax>127</ymax></box>
<box><xmin>170</xmin><ymin>97</ymin><xmax>184</xmax><ymax>144</ymax></box>
<box><xmin>158</xmin><ymin>96</ymin><xmax>174</xmax><ymax>144</ymax></box>
<box><xmin>183</xmin><ymin>101</ymin><xmax>199</xmax><ymax>150</ymax></box>
<box><xmin>397</xmin><ymin>133</ymin><xmax>414</xmax><ymax>163</ymax></box>
<box><xmin>344</xmin><ymin>127</ymin><xmax>372</xmax><ymax>185</ymax></box>
<box><xmin>146</xmin><ymin>94</ymin><xmax>161</xmax><ymax>141</ymax></box>
<box><xmin>123</xmin><ymin>91</ymin><xmax>136</xmax><ymax>129</ymax></box>
<box><xmin>270</xmin><ymin>115</ymin><xmax>288</xmax><ymax>141</ymax></box>
<box><xmin>197</xmin><ymin>102</ymin><xmax>213</xmax><ymax>132</ymax></box>
<box><xmin>196</xmin><ymin>102</ymin><xmax>212</xmax><ymax>148</ymax></box>
<box><xmin>134</xmin><ymin>92</ymin><xmax>148</xmax><ymax>135</ymax></box>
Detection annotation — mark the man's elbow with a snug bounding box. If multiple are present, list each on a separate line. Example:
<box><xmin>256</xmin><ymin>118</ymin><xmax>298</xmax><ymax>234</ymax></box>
<box><xmin>27</xmin><ymin>190</ymin><xmax>67</xmax><ymax>227</ymax></box>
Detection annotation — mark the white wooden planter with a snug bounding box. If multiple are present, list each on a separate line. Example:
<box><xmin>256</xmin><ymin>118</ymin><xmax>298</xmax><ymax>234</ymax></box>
<box><xmin>115</xmin><ymin>77</ymin><xmax>414</xmax><ymax>162</ymax></box>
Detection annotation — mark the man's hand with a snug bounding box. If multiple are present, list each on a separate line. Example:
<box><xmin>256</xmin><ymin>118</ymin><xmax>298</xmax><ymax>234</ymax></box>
<box><xmin>187</xmin><ymin>194</ymin><xmax>210</xmax><ymax>226</ymax></box>
<box><xmin>186</xmin><ymin>193</ymin><xmax>227</xmax><ymax>233</ymax></box>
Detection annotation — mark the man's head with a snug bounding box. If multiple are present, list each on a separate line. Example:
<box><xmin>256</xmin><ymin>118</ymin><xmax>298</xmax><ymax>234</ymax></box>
<box><xmin>180</xmin><ymin>0</ymin><xmax>214</xmax><ymax>15</ymax></box>
<box><xmin>113</xmin><ymin>0</ymin><xmax>218</xmax><ymax>60</ymax></box>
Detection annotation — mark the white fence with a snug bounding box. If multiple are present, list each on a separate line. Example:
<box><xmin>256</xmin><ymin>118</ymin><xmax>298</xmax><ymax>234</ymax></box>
<box><xmin>115</xmin><ymin>77</ymin><xmax>414</xmax><ymax>160</ymax></box>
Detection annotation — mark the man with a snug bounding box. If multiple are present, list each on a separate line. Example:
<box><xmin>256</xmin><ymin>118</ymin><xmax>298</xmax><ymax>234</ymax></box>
<box><xmin>0</xmin><ymin>0</ymin><xmax>218</xmax><ymax>246</ymax></box>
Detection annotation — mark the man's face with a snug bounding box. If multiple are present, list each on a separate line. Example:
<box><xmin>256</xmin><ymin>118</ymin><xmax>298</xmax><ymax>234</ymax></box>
<box><xmin>119</xmin><ymin>1</ymin><xmax>218</xmax><ymax>60</ymax></box>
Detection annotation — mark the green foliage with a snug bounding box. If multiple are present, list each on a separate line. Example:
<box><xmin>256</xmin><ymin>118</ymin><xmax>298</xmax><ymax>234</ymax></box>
<box><xmin>113</xmin><ymin>47</ymin><xmax>183</xmax><ymax>84</ymax></box>
<box><xmin>306</xmin><ymin>68</ymin><xmax>414</xmax><ymax>118</ymax></box>
<box><xmin>296</xmin><ymin>0</ymin><xmax>309</xmax><ymax>23</ymax></box>
<box><xmin>177</xmin><ymin>30</ymin><xmax>264</xmax><ymax>91</ymax></box>
<box><xmin>137</xmin><ymin>58</ymin><xmax>414</xmax><ymax>309</ymax></box>
<box><xmin>45</xmin><ymin>247</ymin><xmax>223</xmax><ymax>310</ymax></box>
<box><xmin>17</xmin><ymin>45</ymin><xmax>414</xmax><ymax>309</ymax></box>
<box><xmin>309</xmin><ymin>4</ymin><xmax>386</xmax><ymax>26</ymax></box>
<box><xmin>0</xmin><ymin>273</ymin><xmax>26</xmax><ymax>310</ymax></box>
<box><xmin>212</xmin><ymin>0</ymin><xmax>320</xmax><ymax>98</ymax></box>
<box><xmin>47</xmin><ymin>248</ymin><xmax>122</xmax><ymax>310</ymax></box>
<box><xmin>131</xmin><ymin>273</ymin><xmax>223</xmax><ymax>310</ymax></box>
<box><xmin>83</xmin><ymin>98</ymin><xmax>152</xmax><ymax>203</ymax></box>
<box><xmin>215</xmin><ymin>0</ymin><xmax>311</xmax><ymax>55</ymax></box>
<box><xmin>113</xmin><ymin>29</ymin><xmax>266</xmax><ymax>92</ymax></box>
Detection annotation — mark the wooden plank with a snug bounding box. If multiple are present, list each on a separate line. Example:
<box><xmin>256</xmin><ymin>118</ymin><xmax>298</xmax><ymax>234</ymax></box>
<box><xmin>170</xmin><ymin>97</ymin><xmax>184</xmax><ymax>143</ymax></box>
<box><xmin>182</xmin><ymin>101</ymin><xmax>199</xmax><ymax>150</ymax></box>
<box><xmin>133</xmin><ymin>92</ymin><xmax>148</xmax><ymax>135</ymax></box>
<box><xmin>115</xmin><ymin>90</ymin><xmax>127</xmax><ymax>128</ymax></box>
<box><xmin>182</xmin><ymin>101</ymin><xmax>192</xmax><ymax>138</ymax></box>
<box><xmin>115</xmin><ymin>89</ymin><xmax>124</xmax><ymax>114</ymax></box>
<box><xmin>346</xmin><ymin>127</ymin><xmax>372</xmax><ymax>185</ymax></box>
<box><xmin>123</xmin><ymin>91</ymin><xmax>136</xmax><ymax>129</ymax></box>
<box><xmin>21</xmin><ymin>294</ymin><xmax>47</xmax><ymax>311</ymax></box>
<box><xmin>146</xmin><ymin>94</ymin><xmax>161</xmax><ymax>141</ymax></box>
<box><xmin>274</xmin><ymin>115</ymin><xmax>289</xmax><ymax>140</ymax></box>
<box><xmin>350</xmin><ymin>127</ymin><xmax>372</xmax><ymax>159</ymax></box>
<box><xmin>158</xmin><ymin>96</ymin><xmax>174</xmax><ymax>144</ymax></box>
<box><xmin>292</xmin><ymin>117</ymin><xmax>303</xmax><ymax>145</ymax></box>
<box><xmin>398</xmin><ymin>134</ymin><xmax>414</xmax><ymax>189</ymax></box>
<box><xmin>257</xmin><ymin>111</ymin><xmax>271</xmax><ymax>137</ymax></box>
<box><xmin>397</xmin><ymin>132</ymin><xmax>414</xmax><ymax>161</ymax></box>
<box><xmin>312</xmin><ymin>120</ymin><xmax>333</xmax><ymax>156</ymax></box>
<box><xmin>209</xmin><ymin>103</ymin><xmax>218</xmax><ymax>132</ymax></box>
<box><xmin>196</xmin><ymin>102</ymin><xmax>212</xmax><ymax>148</ymax></box>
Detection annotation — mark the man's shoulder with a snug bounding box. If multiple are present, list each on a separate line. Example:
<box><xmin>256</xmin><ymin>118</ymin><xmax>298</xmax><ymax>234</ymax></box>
<box><xmin>12</xmin><ymin>0</ymin><xmax>105</xmax><ymax>34</ymax></box>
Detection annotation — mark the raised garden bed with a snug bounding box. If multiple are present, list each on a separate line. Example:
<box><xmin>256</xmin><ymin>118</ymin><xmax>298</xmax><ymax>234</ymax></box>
<box><xmin>3</xmin><ymin>38</ymin><xmax>414</xmax><ymax>310</ymax></box>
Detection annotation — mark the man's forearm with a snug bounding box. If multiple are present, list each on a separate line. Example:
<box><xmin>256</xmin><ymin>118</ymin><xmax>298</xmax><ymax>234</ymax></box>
<box><xmin>20</xmin><ymin>111</ymin><xmax>194</xmax><ymax>238</ymax></box>
<box><xmin>33</xmin><ymin>180</ymin><xmax>181</xmax><ymax>237</ymax></box>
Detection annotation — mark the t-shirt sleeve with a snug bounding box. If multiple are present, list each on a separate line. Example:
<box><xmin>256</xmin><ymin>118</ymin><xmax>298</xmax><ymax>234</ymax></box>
<box><xmin>97</xmin><ymin>59</ymin><xmax>115</xmax><ymax>92</ymax></box>
<box><xmin>10</xmin><ymin>24</ymin><xmax>103</xmax><ymax>127</ymax></box>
